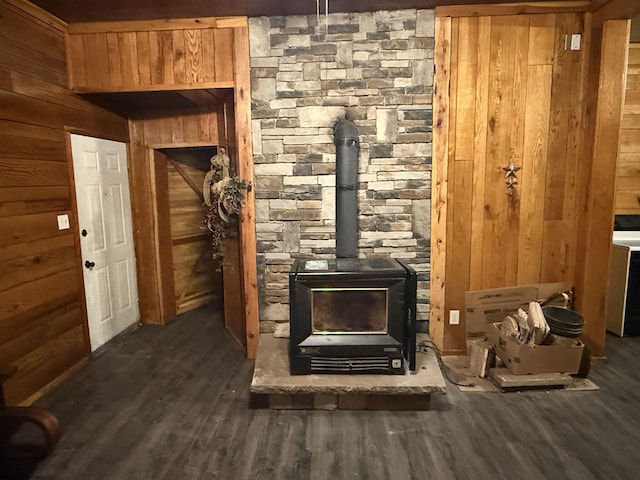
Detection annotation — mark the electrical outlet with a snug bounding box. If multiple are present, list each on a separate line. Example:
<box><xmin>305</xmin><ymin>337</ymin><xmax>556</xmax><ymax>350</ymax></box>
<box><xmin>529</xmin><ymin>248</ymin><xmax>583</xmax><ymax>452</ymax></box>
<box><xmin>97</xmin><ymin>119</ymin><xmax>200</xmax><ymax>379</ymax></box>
<box><xmin>449</xmin><ymin>309</ymin><xmax>460</xmax><ymax>325</ymax></box>
<box><xmin>57</xmin><ymin>214</ymin><xmax>70</xmax><ymax>230</ymax></box>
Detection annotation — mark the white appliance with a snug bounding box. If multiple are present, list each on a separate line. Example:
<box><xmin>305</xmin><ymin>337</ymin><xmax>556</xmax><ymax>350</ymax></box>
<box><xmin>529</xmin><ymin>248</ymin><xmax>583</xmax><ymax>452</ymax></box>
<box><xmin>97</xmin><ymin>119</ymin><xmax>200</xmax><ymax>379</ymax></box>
<box><xmin>607</xmin><ymin>231</ymin><xmax>640</xmax><ymax>336</ymax></box>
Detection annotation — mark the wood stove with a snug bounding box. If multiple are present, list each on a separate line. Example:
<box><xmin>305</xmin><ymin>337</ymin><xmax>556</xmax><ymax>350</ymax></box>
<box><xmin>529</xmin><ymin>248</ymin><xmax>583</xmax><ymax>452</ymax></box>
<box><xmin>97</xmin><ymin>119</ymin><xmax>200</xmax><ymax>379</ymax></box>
<box><xmin>289</xmin><ymin>257</ymin><xmax>417</xmax><ymax>374</ymax></box>
<box><xmin>288</xmin><ymin>118</ymin><xmax>417</xmax><ymax>375</ymax></box>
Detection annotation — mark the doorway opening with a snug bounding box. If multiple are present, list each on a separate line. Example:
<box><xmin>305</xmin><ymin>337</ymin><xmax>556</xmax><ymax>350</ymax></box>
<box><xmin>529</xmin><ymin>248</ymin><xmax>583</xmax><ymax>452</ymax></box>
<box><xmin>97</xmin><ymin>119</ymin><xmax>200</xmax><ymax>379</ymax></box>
<box><xmin>154</xmin><ymin>146</ymin><xmax>223</xmax><ymax>317</ymax></box>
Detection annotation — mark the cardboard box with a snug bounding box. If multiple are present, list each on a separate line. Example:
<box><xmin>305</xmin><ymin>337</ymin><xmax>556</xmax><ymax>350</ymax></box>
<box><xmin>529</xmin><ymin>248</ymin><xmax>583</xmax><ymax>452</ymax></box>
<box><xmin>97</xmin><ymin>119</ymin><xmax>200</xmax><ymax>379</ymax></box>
<box><xmin>487</xmin><ymin>322</ymin><xmax>584</xmax><ymax>375</ymax></box>
<box><xmin>465</xmin><ymin>282</ymin><xmax>570</xmax><ymax>337</ymax></box>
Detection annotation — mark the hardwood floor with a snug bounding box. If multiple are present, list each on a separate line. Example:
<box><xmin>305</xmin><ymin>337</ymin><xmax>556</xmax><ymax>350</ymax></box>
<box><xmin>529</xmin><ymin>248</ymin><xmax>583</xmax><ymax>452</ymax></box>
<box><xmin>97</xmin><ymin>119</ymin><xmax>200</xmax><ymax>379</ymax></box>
<box><xmin>6</xmin><ymin>303</ymin><xmax>640</xmax><ymax>479</ymax></box>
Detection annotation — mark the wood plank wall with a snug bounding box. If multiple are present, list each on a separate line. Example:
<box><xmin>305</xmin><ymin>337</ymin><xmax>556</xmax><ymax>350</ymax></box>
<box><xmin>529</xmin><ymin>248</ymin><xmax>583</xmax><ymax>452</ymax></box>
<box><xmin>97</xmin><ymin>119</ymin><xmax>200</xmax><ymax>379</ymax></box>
<box><xmin>67</xmin><ymin>20</ymin><xmax>259</xmax><ymax>357</ymax></box>
<box><xmin>66</xmin><ymin>21</ymin><xmax>236</xmax><ymax>92</ymax></box>
<box><xmin>166</xmin><ymin>160</ymin><xmax>223</xmax><ymax>314</ymax></box>
<box><xmin>433</xmin><ymin>12</ymin><xmax>587</xmax><ymax>354</ymax></box>
<box><xmin>0</xmin><ymin>0</ymin><xmax>129</xmax><ymax>404</ymax></box>
<box><xmin>615</xmin><ymin>43</ymin><xmax>640</xmax><ymax>214</ymax></box>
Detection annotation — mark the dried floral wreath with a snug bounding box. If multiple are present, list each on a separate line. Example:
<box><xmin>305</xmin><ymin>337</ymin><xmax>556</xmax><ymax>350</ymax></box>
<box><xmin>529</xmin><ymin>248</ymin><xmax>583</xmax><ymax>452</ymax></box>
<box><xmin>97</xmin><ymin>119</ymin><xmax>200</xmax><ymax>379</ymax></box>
<box><xmin>202</xmin><ymin>148</ymin><xmax>250</xmax><ymax>258</ymax></box>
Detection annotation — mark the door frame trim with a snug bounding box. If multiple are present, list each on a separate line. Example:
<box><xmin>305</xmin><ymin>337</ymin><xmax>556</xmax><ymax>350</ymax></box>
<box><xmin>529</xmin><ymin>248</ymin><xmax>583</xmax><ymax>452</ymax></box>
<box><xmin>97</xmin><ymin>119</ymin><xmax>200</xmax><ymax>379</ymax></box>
<box><xmin>149</xmin><ymin>148</ymin><xmax>178</xmax><ymax>323</ymax></box>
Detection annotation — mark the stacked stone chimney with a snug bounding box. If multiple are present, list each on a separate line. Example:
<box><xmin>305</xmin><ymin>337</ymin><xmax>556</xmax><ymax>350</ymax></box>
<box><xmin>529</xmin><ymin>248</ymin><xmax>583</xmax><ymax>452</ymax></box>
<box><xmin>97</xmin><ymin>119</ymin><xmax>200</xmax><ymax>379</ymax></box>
<box><xmin>249</xmin><ymin>9</ymin><xmax>434</xmax><ymax>333</ymax></box>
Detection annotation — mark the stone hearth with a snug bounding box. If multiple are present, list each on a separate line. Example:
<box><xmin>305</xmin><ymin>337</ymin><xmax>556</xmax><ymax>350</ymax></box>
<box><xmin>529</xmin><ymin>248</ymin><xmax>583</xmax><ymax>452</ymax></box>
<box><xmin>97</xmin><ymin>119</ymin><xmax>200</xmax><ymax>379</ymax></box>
<box><xmin>250</xmin><ymin>334</ymin><xmax>446</xmax><ymax>410</ymax></box>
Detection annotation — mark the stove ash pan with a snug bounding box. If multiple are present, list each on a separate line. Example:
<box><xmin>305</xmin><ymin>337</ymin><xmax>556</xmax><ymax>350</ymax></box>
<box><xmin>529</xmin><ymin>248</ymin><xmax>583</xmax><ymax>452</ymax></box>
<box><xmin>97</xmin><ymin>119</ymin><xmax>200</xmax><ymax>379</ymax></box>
<box><xmin>288</xmin><ymin>258</ymin><xmax>417</xmax><ymax>375</ymax></box>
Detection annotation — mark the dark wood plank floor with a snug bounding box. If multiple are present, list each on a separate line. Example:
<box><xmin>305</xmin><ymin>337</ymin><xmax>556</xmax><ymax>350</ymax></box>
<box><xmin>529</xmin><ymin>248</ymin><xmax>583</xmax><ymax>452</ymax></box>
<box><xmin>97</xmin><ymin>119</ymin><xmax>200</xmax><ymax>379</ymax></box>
<box><xmin>7</xmin><ymin>303</ymin><xmax>640</xmax><ymax>480</ymax></box>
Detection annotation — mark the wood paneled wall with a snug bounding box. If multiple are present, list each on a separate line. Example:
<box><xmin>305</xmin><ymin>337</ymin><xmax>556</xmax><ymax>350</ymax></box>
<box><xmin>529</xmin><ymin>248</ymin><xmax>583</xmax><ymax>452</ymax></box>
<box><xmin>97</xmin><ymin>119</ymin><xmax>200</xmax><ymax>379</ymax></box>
<box><xmin>67</xmin><ymin>18</ymin><xmax>259</xmax><ymax>358</ymax></box>
<box><xmin>0</xmin><ymin>0</ymin><xmax>128</xmax><ymax>404</ymax></box>
<box><xmin>432</xmin><ymin>12</ymin><xmax>587</xmax><ymax>354</ymax></box>
<box><xmin>66</xmin><ymin>18</ymin><xmax>240</xmax><ymax>92</ymax></box>
<box><xmin>615</xmin><ymin>43</ymin><xmax>640</xmax><ymax>214</ymax></box>
<box><xmin>166</xmin><ymin>159</ymin><xmax>223</xmax><ymax>315</ymax></box>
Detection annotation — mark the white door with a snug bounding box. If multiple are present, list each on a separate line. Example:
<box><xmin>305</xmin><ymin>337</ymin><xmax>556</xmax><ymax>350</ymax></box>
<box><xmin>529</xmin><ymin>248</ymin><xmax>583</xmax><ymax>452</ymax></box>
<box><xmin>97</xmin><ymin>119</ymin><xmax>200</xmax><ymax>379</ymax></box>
<box><xmin>70</xmin><ymin>134</ymin><xmax>140</xmax><ymax>351</ymax></box>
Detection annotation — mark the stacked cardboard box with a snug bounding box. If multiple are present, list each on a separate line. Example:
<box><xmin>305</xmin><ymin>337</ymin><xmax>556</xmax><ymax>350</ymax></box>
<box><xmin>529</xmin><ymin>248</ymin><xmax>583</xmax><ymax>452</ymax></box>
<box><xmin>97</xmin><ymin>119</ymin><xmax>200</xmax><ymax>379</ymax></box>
<box><xmin>465</xmin><ymin>283</ymin><xmax>583</xmax><ymax>375</ymax></box>
<box><xmin>465</xmin><ymin>282</ymin><xmax>570</xmax><ymax>337</ymax></box>
<box><xmin>486</xmin><ymin>322</ymin><xmax>584</xmax><ymax>375</ymax></box>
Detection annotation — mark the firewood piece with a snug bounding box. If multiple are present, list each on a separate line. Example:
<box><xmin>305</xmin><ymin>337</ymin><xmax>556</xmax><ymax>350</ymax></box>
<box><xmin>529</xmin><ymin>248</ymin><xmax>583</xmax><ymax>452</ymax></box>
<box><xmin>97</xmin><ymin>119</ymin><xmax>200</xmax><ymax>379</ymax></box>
<box><xmin>528</xmin><ymin>301</ymin><xmax>550</xmax><ymax>345</ymax></box>
<box><xmin>500</xmin><ymin>315</ymin><xmax>519</xmax><ymax>337</ymax></box>
<box><xmin>469</xmin><ymin>341</ymin><xmax>494</xmax><ymax>378</ymax></box>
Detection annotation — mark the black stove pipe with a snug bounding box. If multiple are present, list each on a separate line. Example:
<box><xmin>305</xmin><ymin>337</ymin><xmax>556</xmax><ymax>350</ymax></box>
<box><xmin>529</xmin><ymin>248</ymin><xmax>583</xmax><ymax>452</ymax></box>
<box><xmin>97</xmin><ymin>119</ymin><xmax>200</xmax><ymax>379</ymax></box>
<box><xmin>333</xmin><ymin>119</ymin><xmax>360</xmax><ymax>258</ymax></box>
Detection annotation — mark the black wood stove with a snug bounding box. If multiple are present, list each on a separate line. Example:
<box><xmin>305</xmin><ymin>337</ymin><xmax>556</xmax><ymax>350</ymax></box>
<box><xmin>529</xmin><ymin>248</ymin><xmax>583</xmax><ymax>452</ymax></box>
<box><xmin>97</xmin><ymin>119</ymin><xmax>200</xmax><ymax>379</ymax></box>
<box><xmin>288</xmin><ymin>119</ymin><xmax>417</xmax><ymax>375</ymax></box>
<box><xmin>289</xmin><ymin>257</ymin><xmax>417</xmax><ymax>374</ymax></box>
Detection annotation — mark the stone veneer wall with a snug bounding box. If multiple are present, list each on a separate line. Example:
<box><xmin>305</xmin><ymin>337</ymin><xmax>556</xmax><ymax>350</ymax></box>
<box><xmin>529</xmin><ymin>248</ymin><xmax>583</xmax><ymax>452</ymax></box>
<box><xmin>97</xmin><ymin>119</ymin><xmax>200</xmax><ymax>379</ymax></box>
<box><xmin>248</xmin><ymin>10</ymin><xmax>434</xmax><ymax>333</ymax></box>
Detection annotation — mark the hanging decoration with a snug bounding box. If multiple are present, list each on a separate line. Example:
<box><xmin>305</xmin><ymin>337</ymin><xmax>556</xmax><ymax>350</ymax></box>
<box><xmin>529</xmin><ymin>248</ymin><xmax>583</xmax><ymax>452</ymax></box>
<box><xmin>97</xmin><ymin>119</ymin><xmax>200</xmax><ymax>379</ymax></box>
<box><xmin>202</xmin><ymin>147</ymin><xmax>250</xmax><ymax>259</ymax></box>
<box><xmin>502</xmin><ymin>162</ymin><xmax>521</xmax><ymax>192</ymax></box>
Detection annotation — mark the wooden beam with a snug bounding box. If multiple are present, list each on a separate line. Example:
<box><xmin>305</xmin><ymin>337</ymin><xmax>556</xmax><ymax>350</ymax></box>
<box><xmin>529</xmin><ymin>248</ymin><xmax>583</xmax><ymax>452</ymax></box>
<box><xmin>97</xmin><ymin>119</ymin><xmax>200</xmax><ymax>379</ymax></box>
<box><xmin>70</xmin><ymin>81</ymin><xmax>235</xmax><ymax>94</ymax></box>
<box><xmin>176</xmin><ymin>89</ymin><xmax>221</xmax><ymax>107</ymax></box>
<box><xmin>206</xmin><ymin>88</ymin><xmax>234</xmax><ymax>102</ymax></box>
<box><xmin>430</xmin><ymin>16</ymin><xmax>452</xmax><ymax>354</ymax></box>
<box><xmin>232</xmin><ymin>26</ymin><xmax>259</xmax><ymax>360</ymax></box>
<box><xmin>148</xmin><ymin>141</ymin><xmax>220</xmax><ymax>149</ymax></box>
<box><xmin>171</xmin><ymin>232</ymin><xmax>209</xmax><ymax>246</ymax></box>
<box><xmin>435</xmin><ymin>2</ymin><xmax>590</xmax><ymax>17</ymax></box>
<box><xmin>166</xmin><ymin>157</ymin><xmax>204</xmax><ymax>202</ymax></box>
<box><xmin>66</xmin><ymin>17</ymin><xmax>247</xmax><ymax>34</ymax></box>
<box><xmin>574</xmin><ymin>18</ymin><xmax>630</xmax><ymax>358</ymax></box>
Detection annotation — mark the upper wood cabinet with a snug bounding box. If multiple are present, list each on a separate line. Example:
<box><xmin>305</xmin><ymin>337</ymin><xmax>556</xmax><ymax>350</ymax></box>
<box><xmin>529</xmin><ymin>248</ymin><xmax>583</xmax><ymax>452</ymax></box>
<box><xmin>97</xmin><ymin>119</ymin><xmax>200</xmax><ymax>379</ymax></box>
<box><xmin>65</xmin><ymin>18</ymin><xmax>243</xmax><ymax>92</ymax></box>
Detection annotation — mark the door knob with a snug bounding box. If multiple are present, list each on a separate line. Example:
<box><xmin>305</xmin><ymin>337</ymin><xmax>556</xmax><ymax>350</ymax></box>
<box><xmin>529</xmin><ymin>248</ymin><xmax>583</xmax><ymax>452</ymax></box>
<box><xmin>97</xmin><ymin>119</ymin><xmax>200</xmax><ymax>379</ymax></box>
<box><xmin>84</xmin><ymin>260</ymin><xmax>95</xmax><ymax>269</ymax></box>
<box><xmin>81</xmin><ymin>229</ymin><xmax>88</xmax><ymax>237</ymax></box>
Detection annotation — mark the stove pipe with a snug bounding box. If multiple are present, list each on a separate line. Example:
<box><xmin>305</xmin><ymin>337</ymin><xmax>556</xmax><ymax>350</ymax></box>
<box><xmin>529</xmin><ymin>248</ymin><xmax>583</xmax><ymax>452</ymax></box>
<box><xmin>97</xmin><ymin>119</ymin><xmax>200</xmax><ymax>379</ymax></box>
<box><xmin>333</xmin><ymin>118</ymin><xmax>360</xmax><ymax>258</ymax></box>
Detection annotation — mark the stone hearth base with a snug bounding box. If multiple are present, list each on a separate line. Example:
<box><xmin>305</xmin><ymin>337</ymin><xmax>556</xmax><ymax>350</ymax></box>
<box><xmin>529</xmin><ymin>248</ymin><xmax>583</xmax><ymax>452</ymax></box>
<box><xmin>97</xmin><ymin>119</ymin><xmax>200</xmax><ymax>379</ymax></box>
<box><xmin>250</xmin><ymin>334</ymin><xmax>446</xmax><ymax>410</ymax></box>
